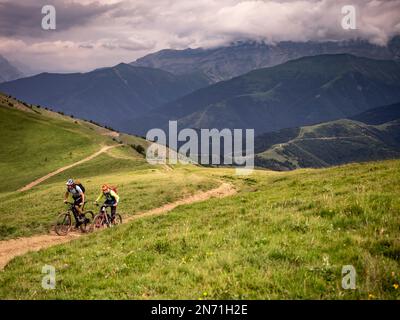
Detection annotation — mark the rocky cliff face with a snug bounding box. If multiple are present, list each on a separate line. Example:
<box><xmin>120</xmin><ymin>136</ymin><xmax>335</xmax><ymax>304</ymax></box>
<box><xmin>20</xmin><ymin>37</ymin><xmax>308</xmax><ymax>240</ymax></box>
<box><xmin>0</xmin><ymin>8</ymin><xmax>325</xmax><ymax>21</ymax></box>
<box><xmin>132</xmin><ymin>37</ymin><xmax>400</xmax><ymax>83</ymax></box>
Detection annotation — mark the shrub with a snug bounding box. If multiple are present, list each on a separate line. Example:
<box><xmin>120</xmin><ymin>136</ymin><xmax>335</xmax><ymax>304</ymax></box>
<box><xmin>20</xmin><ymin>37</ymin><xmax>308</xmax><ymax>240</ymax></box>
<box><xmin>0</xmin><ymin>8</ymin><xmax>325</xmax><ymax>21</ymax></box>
<box><xmin>130</xmin><ymin>144</ymin><xmax>145</xmax><ymax>155</ymax></box>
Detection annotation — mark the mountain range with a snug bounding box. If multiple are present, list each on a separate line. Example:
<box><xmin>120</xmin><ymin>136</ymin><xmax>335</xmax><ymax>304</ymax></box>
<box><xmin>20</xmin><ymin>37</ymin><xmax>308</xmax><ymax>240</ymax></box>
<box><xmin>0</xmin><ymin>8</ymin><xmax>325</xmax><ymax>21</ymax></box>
<box><xmin>0</xmin><ymin>55</ymin><xmax>23</xmax><ymax>83</ymax></box>
<box><xmin>132</xmin><ymin>37</ymin><xmax>400</xmax><ymax>83</ymax></box>
<box><xmin>2</xmin><ymin>38</ymin><xmax>400</xmax><ymax>136</ymax></box>
<box><xmin>0</xmin><ymin>63</ymin><xmax>209</xmax><ymax>129</ymax></box>
<box><xmin>126</xmin><ymin>54</ymin><xmax>400</xmax><ymax>136</ymax></box>
<box><xmin>1</xmin><ymin>41</ymin><xmax>400</xmax><ymax>172</ymax></box>
<box><xmin>254</xmin><ymin>102</ymin><xmax>400</xmax><ymax>170</ymax></box>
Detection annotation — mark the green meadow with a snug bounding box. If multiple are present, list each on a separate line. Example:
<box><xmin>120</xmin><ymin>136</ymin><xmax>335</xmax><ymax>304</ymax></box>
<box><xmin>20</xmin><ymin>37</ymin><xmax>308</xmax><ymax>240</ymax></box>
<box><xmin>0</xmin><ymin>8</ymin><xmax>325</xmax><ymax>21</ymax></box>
<box><xmin>0</xmin><ymin>96</ymin><xmax>399</xmax><ymax>299</ymax></box>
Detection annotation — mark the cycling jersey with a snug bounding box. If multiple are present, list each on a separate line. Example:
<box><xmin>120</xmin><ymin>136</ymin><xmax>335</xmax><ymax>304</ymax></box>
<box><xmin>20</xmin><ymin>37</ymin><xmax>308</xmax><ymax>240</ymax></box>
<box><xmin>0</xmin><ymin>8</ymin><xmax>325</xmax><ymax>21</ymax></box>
<box><xmin>96</xmin><ymin>189</ymin><xmax>119</xmax><ymax>204</ymax></box>
<box><xmin>68</xmin><ymin>185</ymin><xmax>83</xmax><ymax>199</ymax></box>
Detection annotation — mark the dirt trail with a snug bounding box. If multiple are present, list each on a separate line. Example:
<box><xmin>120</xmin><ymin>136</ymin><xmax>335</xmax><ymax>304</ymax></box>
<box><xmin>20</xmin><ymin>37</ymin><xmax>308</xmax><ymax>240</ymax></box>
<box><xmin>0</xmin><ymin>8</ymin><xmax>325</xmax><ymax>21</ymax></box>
<box><xmin>18</xmin><ymin>145</ymin><xmax>122</xmax><ymax>192</ymax></box>
<box><xmin>125</xmin><ymin>182</ymin><xmax>235</xmax><ymax>222</ymax></box>
<box><xmin>0</xmin><ymin>182</ymin><xmax>236</xmax><ymax>270</ymax></box>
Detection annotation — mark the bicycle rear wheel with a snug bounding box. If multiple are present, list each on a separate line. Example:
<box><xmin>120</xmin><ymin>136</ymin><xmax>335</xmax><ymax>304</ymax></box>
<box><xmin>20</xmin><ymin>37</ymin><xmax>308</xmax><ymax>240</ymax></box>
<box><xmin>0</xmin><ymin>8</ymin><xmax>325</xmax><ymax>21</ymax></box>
<box><xmin>55</xmin><ymin>212</ymin><xmax>72</xmax><ymax>236</ymax></box>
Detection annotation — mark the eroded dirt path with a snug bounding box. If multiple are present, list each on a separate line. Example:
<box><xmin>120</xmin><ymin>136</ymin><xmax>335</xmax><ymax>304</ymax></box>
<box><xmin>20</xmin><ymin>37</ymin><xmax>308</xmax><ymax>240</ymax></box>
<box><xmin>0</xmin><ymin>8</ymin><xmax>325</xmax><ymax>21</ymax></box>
<box><xmin>18</xmin><ymin>145</ymin><xmax>122</xmax><ymax>192</ymax></box>
<box><xmin>0</xmin><ymin>182</ymin><xmax>236</xmax><ymax>270</ymax></box>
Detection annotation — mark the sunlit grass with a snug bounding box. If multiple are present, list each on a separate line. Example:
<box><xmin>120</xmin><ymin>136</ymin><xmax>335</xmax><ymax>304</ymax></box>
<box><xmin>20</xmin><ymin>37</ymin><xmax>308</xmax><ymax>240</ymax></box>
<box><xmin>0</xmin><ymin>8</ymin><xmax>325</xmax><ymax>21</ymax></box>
<box><xmin>1</xmin><ymin>160</ymin><xmax>399</xmax><ymax>299</ymax></box>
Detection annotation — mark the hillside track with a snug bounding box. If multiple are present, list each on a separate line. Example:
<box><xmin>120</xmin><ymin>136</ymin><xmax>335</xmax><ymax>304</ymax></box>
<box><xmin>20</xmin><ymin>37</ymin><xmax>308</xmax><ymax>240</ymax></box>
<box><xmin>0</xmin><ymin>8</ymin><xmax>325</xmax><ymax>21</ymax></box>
<box><xmin>18</xmin><ymin>145</ymin><xmax>122</xmax><ymax>192</ymax></box>
<box><xmin>0</xmin><ymin>182</ymin><xmax>236</xmax><ymax>270</ymax></box>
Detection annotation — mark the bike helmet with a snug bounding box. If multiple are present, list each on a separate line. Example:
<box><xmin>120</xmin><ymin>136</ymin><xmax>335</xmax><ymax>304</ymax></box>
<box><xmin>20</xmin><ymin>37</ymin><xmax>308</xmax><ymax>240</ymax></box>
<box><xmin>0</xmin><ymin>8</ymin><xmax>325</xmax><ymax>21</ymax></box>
<box><xmin>102</xmin><ymin>184</ymin><xmax>110</xmax><ymax>192</ymax></box>
<box><xmin>66</xmin><ymin>178</ymin><xmax>74</xmax><ymax>186</ymax></box>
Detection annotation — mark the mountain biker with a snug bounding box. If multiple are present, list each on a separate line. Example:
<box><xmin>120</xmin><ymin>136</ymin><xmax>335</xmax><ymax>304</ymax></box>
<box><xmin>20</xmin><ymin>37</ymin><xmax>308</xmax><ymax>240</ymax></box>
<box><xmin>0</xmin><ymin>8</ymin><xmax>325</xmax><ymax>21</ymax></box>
<box><xmin>94</xmin><ymin>184</ymin><xmax>119</xmax><ymax>221</ymax></box>
<box><xmin>64</xmin><ymin>178</ymin><xmax>85</xmax><ymax>227</ymax></box>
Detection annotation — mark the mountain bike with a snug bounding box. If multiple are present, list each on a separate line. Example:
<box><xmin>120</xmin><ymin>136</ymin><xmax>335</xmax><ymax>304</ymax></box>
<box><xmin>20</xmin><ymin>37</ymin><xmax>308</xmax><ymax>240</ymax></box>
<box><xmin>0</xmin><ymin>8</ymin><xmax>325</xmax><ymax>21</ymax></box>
<box><xmin>90</xmin><ymin>203</ymin><xmax>122</xmax><ymax>231</ymax></box>
<box><xmin>55</xmin><ymin>202</ymin><xmax>94</xmax><ymax>236</ymax></box>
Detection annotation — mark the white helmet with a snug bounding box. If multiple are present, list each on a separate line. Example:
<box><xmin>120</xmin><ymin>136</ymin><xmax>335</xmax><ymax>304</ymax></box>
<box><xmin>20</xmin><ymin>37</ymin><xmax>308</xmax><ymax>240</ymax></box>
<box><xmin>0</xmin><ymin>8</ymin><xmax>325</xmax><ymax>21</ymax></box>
<box><xmin>66</xmin><ymin>179</ymin><xmax>74</xmax><ymax>186</ymax></box>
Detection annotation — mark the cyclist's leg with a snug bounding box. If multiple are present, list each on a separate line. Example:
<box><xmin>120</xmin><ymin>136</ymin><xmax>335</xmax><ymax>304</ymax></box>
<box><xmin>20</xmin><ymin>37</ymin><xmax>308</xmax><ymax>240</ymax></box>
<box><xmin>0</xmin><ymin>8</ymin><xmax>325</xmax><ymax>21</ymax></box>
<box><xmin>100</xmin><ymin>202</ymin><xmax>110</xmax><ymax>223</ymax></box>
<box><xmin>74</xmin><ymin>198</ymin><xmax>83</xmax><ymax>216</ymax></box>
<box><xmin>101</xmin><ymin>201</ymin><xmax>109</xmax><ymax>213</ymax></box>
<box><xmin>111</xmin><ymin>204</ymin><xmax>116</xmax><ymax>220</ymax></box>
<box><xmin>73</xmin><ymin>197</ymin><xmax>83</xmax><ymax>226</ymax></box>
<box><xmin>71</xmin><ymin>206</ymin><xmax>80</xmax><ymax>228</ymax></box>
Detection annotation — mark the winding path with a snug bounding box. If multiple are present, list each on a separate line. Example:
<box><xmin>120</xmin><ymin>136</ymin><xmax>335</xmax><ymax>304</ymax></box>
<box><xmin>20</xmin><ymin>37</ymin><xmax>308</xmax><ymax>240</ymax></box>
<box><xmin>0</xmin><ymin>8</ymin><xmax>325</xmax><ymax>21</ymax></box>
<box><xmin>0</xmin><ymin>182</ymin><xmax>236</xmax><ymax>270</ymax></box>
<box><xmin>18</xmin><ymin>145</ymin><xmax>122</xmax><ymax>192</ymax></box>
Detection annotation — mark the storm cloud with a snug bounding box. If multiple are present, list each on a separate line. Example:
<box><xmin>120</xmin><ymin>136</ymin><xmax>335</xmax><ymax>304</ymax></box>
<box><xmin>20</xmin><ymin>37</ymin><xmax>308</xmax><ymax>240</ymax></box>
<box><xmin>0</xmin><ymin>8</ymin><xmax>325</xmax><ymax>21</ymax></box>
<box><xmin>0</xmin><ymin>0</ymin><xmax>399</xmax><ymax>73</ymax></box>
<box><xmin>0</xmin><ymin>0</ymin><xmax>117</xmax><ymax>38</ymax></box>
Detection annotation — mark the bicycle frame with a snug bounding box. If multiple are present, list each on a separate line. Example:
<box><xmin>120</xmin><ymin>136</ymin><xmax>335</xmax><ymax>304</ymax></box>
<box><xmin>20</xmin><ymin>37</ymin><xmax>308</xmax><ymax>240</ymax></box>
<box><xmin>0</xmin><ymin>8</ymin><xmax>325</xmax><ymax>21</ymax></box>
<box><xmin>99</xmin><ymin>204</ymin><xmax>114</xmax><ymax>225</ymax></box>
<box><xmin>65</xmin><ymin>201</ymin><xmax>83</xmax><ymax>223</ymax></box>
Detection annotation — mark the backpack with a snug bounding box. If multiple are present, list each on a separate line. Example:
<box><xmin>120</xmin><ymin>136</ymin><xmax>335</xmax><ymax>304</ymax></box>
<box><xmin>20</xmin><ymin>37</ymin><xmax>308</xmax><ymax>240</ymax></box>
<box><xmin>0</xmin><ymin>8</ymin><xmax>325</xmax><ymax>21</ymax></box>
<box><xmin>110</xmin><ymin>186</ymin><xmax>118</xmax><ymax>194</ymax></box>
<box><xmin>75</xmin><ymin>180</ymin><xmax>86</xmax><ymax>194</ymax></box>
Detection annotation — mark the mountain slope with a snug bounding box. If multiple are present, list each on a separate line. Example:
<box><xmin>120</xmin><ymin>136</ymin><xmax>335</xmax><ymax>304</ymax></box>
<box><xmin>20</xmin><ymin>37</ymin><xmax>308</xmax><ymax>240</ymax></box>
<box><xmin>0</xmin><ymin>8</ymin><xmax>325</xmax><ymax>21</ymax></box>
<box><xmin>0</xmin><ymin>63</ymin><xmax>209</xmax><ymax>130</ymax></box>
<box><xmin>0</xmin><ymin>55</ymin><xmax>23</xmax><ymax>83</ymax></box>
<box><xmin>350</xmin><ymin>102</ymin><xmax>400</xmax><ymax>125</ymax></box>
<box><xmin>1</xmin><ymin>159</ymin><xmax>399</xmax><ymax>299</ymax></box>
<box><xmin>255</xmin><ymin>102</ymin><xmax>400</xmax><ymax>170</ymax></box>
<box><xmin>0</xmin><ymin>93</ymin><xmax>217</xmax><ymax>240</ymax></box>
<box><xmin>0</xmin><ymin>92</ymin><xmax>150</xmax><ymax>192</ymax></box>
<box><xmin>132</xmin><ymin>37</ymin><xmax>400</xmax><ymax>82</ymax></box>
<box><xmin>126</xmin><ymin>54</ymin><xmax>400</xmax><ymax>136</ymax></box>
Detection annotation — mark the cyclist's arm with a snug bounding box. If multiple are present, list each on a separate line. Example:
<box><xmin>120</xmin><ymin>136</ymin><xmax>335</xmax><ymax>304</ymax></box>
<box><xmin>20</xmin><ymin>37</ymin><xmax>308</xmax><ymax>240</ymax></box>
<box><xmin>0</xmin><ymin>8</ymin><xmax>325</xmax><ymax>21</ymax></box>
<box><xmin>95</xmin><ymin>192</ymin><xmax>103</xmax><ymax>203</ymax></box>
<box><xmin>64</xmin><ymin>191</ymin><xmax>69</xmax><ymax>201</ymax></box>
<box><xmin>110</xmin><ymin>190</ymin><xmax>119</xmax><ymax>205</ymax></box>
<box><xmin>80</xmin><ymin>191</ymin><xmax>85</xmax><ymax>204</ymax></box>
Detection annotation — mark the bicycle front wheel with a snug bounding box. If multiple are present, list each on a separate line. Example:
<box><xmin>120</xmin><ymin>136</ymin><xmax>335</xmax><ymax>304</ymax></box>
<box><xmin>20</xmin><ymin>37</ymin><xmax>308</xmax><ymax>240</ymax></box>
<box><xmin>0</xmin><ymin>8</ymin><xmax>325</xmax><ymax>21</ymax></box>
<box><xmin>55</xmin><ymin>212</ymin><xmax>72</xmax><ymax>236</ymax></box>
<box><xmin>80</xmin><ymin>211</ymin><xmax>94</xmax><ymax>233</ymax></box>
<box><xmin>112</xmin><ymin>214</ymin><xmax>122</xmax><ymax>226</ymax></box>
<box><xmin>90</xmin><ymin>213</ymin><xmax>105</xmax><ymax>232</ymax></box>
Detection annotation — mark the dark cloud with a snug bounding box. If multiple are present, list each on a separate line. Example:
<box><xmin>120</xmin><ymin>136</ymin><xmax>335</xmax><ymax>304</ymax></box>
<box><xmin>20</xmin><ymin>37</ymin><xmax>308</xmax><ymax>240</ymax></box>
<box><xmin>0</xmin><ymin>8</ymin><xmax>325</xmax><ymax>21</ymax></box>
<box><xmin>0</xmin><ymin>0</ymin><xmax>399</xmax><ymax>73</ymax></box>
<box><xmin>0</xmin><ymin>0</ymin><xmax>118</xmax><ymax>38</ymax></box>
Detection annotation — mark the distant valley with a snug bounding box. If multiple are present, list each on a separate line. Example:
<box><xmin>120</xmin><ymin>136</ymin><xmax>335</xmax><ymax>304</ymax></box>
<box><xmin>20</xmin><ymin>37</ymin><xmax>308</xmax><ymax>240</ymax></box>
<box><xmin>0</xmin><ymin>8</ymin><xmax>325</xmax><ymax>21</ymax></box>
<box><xmin>255</xmin><ymin>102</ymin><xmax>400</xmax><ymax>170</ymax></box>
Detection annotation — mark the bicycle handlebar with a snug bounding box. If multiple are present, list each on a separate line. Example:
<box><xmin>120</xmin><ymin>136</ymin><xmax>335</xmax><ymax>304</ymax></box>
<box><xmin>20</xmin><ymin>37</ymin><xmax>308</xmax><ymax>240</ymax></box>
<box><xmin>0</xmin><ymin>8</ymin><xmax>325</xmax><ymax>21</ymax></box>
<box><xmin>100</xmin><ymin>204</ymin><xmax>115</xmax><ymax>208</ymax></box>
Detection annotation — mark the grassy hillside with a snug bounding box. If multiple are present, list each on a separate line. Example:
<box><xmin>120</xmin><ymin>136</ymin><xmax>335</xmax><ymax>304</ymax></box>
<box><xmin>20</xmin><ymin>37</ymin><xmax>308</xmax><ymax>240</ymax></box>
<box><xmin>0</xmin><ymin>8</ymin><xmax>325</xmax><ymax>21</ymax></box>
<box><xmin>254</xmin><ymin>104</ymin><xmax>400</xmax><ymax>171</ymax></box>
<box><xmin>0</xmin><ymin>92</ymin><xmax>398</xmax><ymax>300</ymax></box>
<box><xmin>0</xmin><ymin>94</ymin><xmax>217</xmax><ymax>240</ymax></box>
<box><xmin>0</xmin><ymin>160</ymin><xmax>399</xmax><ymax>299</ymax></box>
<box><xmin>0</xmin><ymin>94</ymin><xmax>118</xmax><ymax>192</ymax></box>
<box><xmin>350</xmin><ymin>102</ymin><xmax>400</xmax><ymax>125</ymax></box>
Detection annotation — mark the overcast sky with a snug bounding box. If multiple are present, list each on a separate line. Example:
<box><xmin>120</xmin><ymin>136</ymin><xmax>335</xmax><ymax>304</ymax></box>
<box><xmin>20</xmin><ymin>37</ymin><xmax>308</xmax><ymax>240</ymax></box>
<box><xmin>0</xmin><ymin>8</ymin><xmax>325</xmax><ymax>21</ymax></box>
<box><xmin>0</xmin><ymin>0</ymin><xmax>399</xmax><ymax>74</ymax></box>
